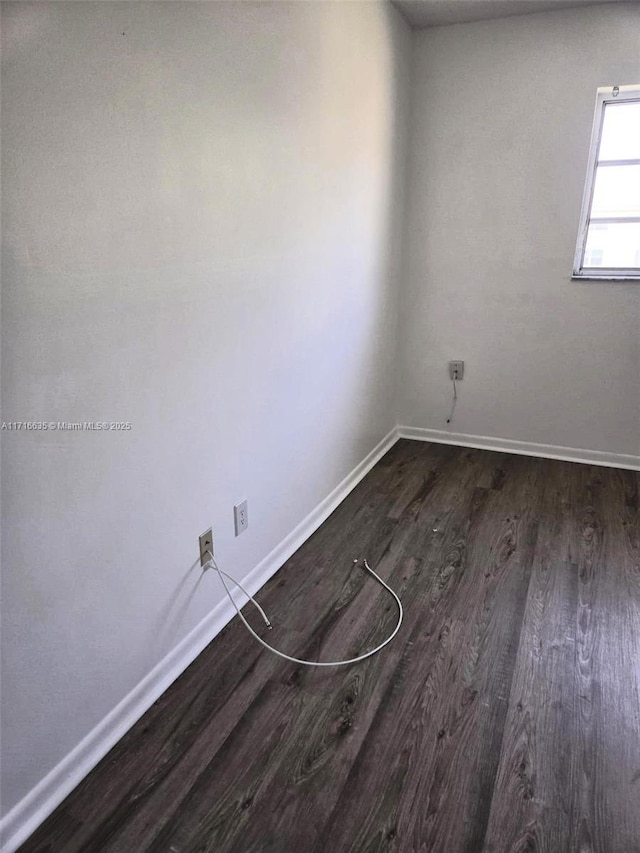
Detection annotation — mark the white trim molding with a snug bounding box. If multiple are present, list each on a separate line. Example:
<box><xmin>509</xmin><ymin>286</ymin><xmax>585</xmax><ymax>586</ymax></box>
<box><xmin>397</xmin><ymin>425</ymin><xmax>640</xmax><ymax>471</ymax></box>
<box><xmin>0</xmin><ymin>426</ymin><xmax>399</xmax><ymax>853</ymax></box>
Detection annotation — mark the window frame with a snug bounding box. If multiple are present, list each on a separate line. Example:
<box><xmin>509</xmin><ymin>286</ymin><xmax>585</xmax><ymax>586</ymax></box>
<box><xmin>572</xmin><ymin>84</ymin><xmax>640</xmax><ymax>281</ymax></box>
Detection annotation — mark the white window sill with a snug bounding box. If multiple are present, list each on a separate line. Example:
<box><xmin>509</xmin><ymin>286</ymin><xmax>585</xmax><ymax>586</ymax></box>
<box><xmin>571</xmin><ymin>274</ymin><xmax>640</xmax><ymax>282</ymax></box>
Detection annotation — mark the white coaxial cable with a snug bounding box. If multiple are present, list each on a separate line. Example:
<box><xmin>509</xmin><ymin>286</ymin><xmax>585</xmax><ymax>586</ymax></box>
<box><xmin>215</xmin><ymin>566</ymin><xmax>272</xmax><ymax>629</ymax></box>
<box><xmin>446</xmin><ymin>377</ymin><xmax>458</xmax><ymax>425</ymax></box>
<box><xmin>205</xmin><ymin>555</ymin><xmax>403</xmax><ymax>667</ymax></box>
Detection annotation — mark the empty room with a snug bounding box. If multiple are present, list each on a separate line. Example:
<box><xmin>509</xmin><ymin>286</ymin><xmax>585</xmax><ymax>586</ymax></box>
<box><xmin>1</xmin><ymin>0</ymin><xmax>639</xmax><ymax>851</ymax></box>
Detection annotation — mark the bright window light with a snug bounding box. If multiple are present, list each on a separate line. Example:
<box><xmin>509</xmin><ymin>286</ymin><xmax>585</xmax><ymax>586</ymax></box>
<box><xmin>573</xmin><ymin>85</ymin><xmax>640</xmax><ymax>280</ymax></box>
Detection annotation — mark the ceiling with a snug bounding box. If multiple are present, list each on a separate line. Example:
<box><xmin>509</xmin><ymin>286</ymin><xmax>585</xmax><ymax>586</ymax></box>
<box><xmin>391</xmin><ymin>0</ymin><xmax>626</xmax><ymax>28</ymax></box>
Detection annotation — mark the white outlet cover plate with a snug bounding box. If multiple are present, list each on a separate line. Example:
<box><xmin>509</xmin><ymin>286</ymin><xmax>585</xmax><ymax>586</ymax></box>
<box><xmin>234</xmin><ymin>500</ymin><xmax>248</xmax><ymax>536</ymax></box>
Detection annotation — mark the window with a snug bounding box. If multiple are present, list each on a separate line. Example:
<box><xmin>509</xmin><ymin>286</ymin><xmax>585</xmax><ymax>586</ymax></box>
<box><xmin>573</xmin><ymin>84</ymin><xmax>640</xmax><ymax>280</ymax></box>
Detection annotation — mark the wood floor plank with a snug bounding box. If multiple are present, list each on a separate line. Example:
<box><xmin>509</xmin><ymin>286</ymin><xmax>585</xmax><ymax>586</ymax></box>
<box><xmin>16</xmin><ymin>442</ymin><xmax>640</xmax><ymax>853</ymax></box>
<box><xmin>484</xmin><ymin>462</ymin><xmax>640</xmax><ymax>853</ymax></box>
<box><xmin>483</xmin><ymin>459</ymin><xmax>581</xmax><ymax>852</ymax></box>
<box><xmin>575</xmin><ymin>466</ymin><xmax>640</xmax><ymax>852</ymax></box>
<box><xmin>315</xmin><ymin>454</ymin><xmax>542</xmax><ymax>852</ymax></box>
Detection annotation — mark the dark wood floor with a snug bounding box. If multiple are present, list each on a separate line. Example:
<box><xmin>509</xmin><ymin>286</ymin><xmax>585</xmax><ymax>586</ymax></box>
<box><xmin>19</xmin><ymin>440</ymin><xmax>640</xmax><ymax>853</ymax></box>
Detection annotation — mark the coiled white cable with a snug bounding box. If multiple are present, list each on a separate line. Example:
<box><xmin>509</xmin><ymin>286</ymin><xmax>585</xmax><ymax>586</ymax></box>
<box><xmin>205</xmin><ymin>555</ymin><xmax>403</xmax><ymax>667</ymax></box>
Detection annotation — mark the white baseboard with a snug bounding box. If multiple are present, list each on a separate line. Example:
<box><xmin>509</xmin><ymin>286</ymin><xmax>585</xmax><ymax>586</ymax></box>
<box><xmin>0</xmin><ymin>426</ymin><xmax>399</xmax><ymax>853</ymax></box>
<box><xmin>397</xmin><ymin>425</ymin><xmax>640</xmax><ymax>471</ymax></box>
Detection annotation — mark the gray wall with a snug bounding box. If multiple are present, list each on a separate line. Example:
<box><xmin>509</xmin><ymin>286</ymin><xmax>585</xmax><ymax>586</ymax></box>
<box><xmin>397</xmin><ymin>3</ymin><xmax>640</xmax><ymax>455</ymax></box>
<box><xmin>1</xmin><ymin>0</ymin><xmax>411</xmax><ymax>813</ymax></box>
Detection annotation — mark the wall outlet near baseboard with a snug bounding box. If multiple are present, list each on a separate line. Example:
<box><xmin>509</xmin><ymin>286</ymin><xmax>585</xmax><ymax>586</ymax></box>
<box><xmin>199</xmin><ymin>528</ymin><xmax>213</xmax><ymax>566</ymax></box>
<box><xmin>234</xmin><ymin>500</ymin><xmax>248</xmax><ymax>536</ymax></box>
<box><xmin>449</xmin><ymin>360</ymin><xmax>464</xmax><ymax>380</ymax></box>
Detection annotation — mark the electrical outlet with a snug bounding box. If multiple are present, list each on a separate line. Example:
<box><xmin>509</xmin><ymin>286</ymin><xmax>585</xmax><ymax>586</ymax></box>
<box><xmin>449</xmin><ymin>360</ymin><xmax>464</xmax><ymax>380</ymax></box>
<box><xmin>199</xmin><ymin>528</ymin><xmax>213</xmax><ymax>566</ymax></box>
<box><xmin>234</xmin><ymin>500</ymin><xmax>248</xmax><ymax>536</ymax></box>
